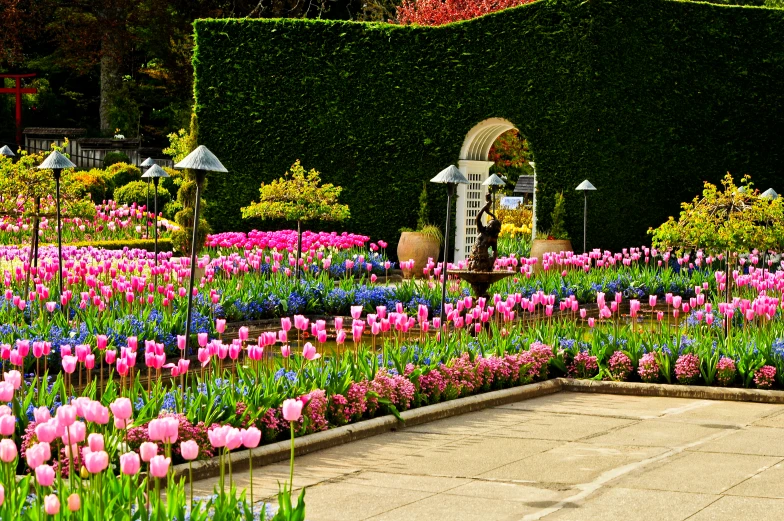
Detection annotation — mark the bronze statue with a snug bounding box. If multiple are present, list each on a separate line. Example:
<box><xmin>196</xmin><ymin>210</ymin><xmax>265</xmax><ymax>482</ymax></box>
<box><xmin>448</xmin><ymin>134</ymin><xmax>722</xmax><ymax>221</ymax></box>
<box><xmin>467</xmin><ymin>193</ymin><xmax>502</xmax><ymax>272</ymax></box>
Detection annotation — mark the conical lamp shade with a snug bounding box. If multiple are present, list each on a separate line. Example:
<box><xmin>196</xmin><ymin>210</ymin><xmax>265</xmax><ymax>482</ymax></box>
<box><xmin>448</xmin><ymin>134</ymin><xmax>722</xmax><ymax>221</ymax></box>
<box><xmin>482</xmin><ymin>173</ymin><xmax>506</xmax><ymax>187</ymax></box>
<box><xmin>430</xmin><ymin>165</ymin><xmax>468</xmax><ymax>185</ymax></box>
<box><xmin>174</xmin><ymin>145</ymin><xmax>227</xmax><ymax>172</ymax></box>
<box><xmin>0</xmin><ymin>145</ymin><xmax>15</xmax><ymax>157</ymax></box>
<box><xmin>142</xmin><ymin>164</ymin><xmax>171</xmax><ymax>179</ymax></box>
<box><xmin>37</xmin><ymin>150</ymin><xmax>76</xmax><ymax>170</ymax></box>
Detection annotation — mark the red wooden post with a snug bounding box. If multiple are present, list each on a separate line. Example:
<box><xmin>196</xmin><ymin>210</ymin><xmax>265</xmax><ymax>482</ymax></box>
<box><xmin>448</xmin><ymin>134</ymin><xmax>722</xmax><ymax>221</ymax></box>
<box><xmin>0</xmin><ymin>73</ymin><xmax>37</xmax><ymax>147</ymax></box>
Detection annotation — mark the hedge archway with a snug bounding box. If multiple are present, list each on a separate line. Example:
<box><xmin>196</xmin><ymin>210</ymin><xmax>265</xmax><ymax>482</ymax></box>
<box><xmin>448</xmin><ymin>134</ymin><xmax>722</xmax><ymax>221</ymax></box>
<box><xmin>193</xmin><ymin>0</ymin><xmax>784</xmax><ymax>252</ymax></box>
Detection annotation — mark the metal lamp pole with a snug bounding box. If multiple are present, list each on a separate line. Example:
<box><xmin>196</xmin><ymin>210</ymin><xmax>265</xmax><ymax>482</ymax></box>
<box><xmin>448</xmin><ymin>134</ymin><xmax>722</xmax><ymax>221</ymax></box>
<box><xmin>174</xmin><ymin>146</ymin><xmax>227</xmax><ymax>353</ymax></box>
<box><xmin>140</xmin><ymin>157</ymin><xmax>155</xmax><ymax>239</ymax></box>
<box><xmin>141</xmin><ymin>164</ymin><xmax>170</xmax><ymax>271</ymax></box>
<box><xmin>430</xmin><ymin>165</ymin><xmax>469</xmax><ymax>326</ymax></box>
<box><xmin>37</xmin><ymin>150</ymin><xmax>76</xmax><ymax>296</ymax></box>
<box><xmin>575</xmin><ymin>180</ymin><xmax>597</xmax><ymax>254</ymax></box>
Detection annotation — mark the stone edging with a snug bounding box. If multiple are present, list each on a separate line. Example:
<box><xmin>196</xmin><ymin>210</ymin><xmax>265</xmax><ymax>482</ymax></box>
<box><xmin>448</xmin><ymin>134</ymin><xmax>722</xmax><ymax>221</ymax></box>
<box><xmin>561</xmin><ymin>378</ymin><xmax>784</xmax><ymax>404</ymax></box>
<box><xmin>173</xmin><ymin>378</ymin><xmax>562</xmax><ymax>481</ymax></box>
<box><xmin>174</xmin><ymin>377</ymin><xmax>784</xmax><ymax>482</ymax></box>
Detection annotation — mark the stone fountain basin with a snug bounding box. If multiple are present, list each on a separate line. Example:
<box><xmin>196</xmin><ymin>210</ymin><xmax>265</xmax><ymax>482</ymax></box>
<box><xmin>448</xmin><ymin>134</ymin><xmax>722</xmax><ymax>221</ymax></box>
<box><xmin>449</xmin><ymin>269</ymin><xmax>515</xmax><ymax>298</ymax></box>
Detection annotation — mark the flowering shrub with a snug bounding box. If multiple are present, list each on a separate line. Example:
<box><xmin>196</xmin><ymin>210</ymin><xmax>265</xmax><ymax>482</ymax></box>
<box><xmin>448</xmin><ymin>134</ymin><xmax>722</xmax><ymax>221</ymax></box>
<box><xmin>608</xmin><ymin>351</ymin><xmax>633</xmax><ymax>381</ymax></box>
<box><xmin>638</xmin><ymin>353</ymin><xmax>660</xmax><ymax>383</ymax></box>
<box><xmin>754</xmin><ymin>365</ymin><xmax>777</xmax><ymax>389</ymax></box>
<box><xmin>569</xmin><ymin>351</ymin><xmax>598</xmax><ymax>379</ymax></box>
<box><xmin>675</xmin><ymin>354</ymin><xmax>701</xmax><ymax>385</ymax></box>
<box><xmin>716</xmin><ymin>357</ymin><xmax>737</xmax><ymax>387</ymax></box>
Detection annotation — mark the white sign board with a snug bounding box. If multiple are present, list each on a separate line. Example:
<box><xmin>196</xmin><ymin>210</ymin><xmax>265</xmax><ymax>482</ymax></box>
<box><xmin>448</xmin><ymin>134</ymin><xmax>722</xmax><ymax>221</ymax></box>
<box><xmin>500</xmin><ymin>197</ymin><xmax>524</xmax><ymax>209</ymax></box>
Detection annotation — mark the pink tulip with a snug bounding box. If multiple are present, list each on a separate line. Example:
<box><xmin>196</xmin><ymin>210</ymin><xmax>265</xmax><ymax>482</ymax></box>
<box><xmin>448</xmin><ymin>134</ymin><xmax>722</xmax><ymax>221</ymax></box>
<box><xmin>33</xmin><ymin>406</ymin><xmax>50</xmax><ymax>424</ymax></box>
<box><xmin>3</xmin><ymin>370</ymin><xmax>21</xmax><ymax>390</ymax></box>
<box><xmin>208</xmin><ymin>425</ymin><xmax>229</xmax><ymax>448</ymax></box>
<box><xmin>140</xmin><ymin>442</ymin><xmax>157</xmax><ymax>462</ymax></box>
<box><xmin>226</xmin><ymin>428</ymin><xmax>243</xmax><ymax>450</ymax></box>
<box><xmin>0</xmin><ymin>439</ymin><xmax>16</xmax><ymax>463</ymax></box>
<box><xmin>197</xmin><ymin>333</ymin><xmax>209</xmax><ymax>347</ymax></box>
<box><xmin>281</xmin><ymin>345</ymin><xmax>291</xmax><ymax>358</ymax></box>
<box><xmin>56</xmin><ymin>405</ymin><xmax>76</xmax><ymax>427</ymax></box>
<box><xmin>177</xmin><ymin>335</ymin><xmax>186</xmax><ymax>351</ymax></box>
<box><xmin>0</xmin><ymin>382</ymin><xmax>13</xmax><ymax>402</ymax></box>
<box><xmin>216</xmin><ymin>319</ymin><xmax>226</xmax><ymax>334</ymax></box>
<box><xmin>96</xmin><ymin>335</ymin><xmax>108</xmax><ymax>351</ymax></box>
<box><xmin>67</xmin><ymin>493</ymin><xmax>81</xmax><ymax>512</ymax></box>
<box><xmin>36</xmin><ymin>464</ymin><xmax>55</xmax><ymax>486</ymax></box>
<box><xmin>149</xmin><ymin>455</ymin><xmax>170</xmax><ymax>478</ymax></box>
<box><xmin>44</xmin><ymin>494</ymin><xmax>60</xmax><ymax>515</ymax></box>
<box><xmin>88</xmin><ymin>433</ymin><xmax>105</xmax><ymax>452</ymax></box>
<box><xmin>587</xmin><ymin>318</ymin><xmax>595</xmax><ymax>328</ymax></box>
<box><xmin>0</xmin><ymin>415</ymin><xmax>14</xmax><ymax>436</ymax></box>
<box><xmin>282</xmin><ymin>399</ymin><xmax>304</xmax><ymax>422</ymax></box>
<box><xmin>120</xmin><ymin>451</ymin><xmax>141</xmax><ymax>475</ymax></box>
<box><xmin>238</xmin><ymin>326</ymin><xmax>249</xmax><ymax>341</ymax></box>
<box><xmin>110</xmin><ymin>397</ymin><xmax>132</xmax><ymax>420</ymax></box>
<box><xmin>62</xmin><ymin>355</ymin><xmax>77</xmax><ymax>374</ymax></box>
<box><xmin>302</xmin><ymin>342</ymin><xmax>320</xmax><ymax>361</ymax></box>
<box><xmin>84</xmin><ymin>450</ymin><xmax>109</xmax><ymax>473</ymax></box>
<box><xmin>105</xmin><ymin>349</ymin><xmax>116</xmax><ymax>364</ymax></box>
<box><xmin>243</xmin><ymin>426</ymin><xmax>261</xmax><ymax>448</ymax></box>
<box><xmin>180</xmin><ymin>440</ymin><xmax>199</xmax><ymax>461</ymax></box>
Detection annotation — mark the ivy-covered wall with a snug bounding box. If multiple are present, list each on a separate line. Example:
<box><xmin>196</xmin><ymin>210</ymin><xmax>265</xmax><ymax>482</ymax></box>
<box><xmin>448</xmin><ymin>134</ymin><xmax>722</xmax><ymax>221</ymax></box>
<box><xmin>193</xmin><ymin>0</ymin><xmax>784</xmax><ymax>252</ymax></box>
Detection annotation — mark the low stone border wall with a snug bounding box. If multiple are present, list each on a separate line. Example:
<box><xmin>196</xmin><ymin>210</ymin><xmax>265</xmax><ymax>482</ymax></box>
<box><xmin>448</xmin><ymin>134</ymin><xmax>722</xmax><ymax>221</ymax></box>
<box><xmin>175</xmin><ymin>377</ymin><xmax>784</xmax><ymax>482</ymax></box>
<box><xmin>174</xmin><ymin>378</ymin><xmax>562</xmax><ymax>481</ymax></box>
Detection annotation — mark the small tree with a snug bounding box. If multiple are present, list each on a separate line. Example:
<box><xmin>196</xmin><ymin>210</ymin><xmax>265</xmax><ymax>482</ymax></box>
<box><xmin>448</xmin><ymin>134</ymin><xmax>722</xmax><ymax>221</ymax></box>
<box><xmin>164</xmin><ymin>128</ymin><xmax>210</xmax><ymax>255</ymax></box>
<box><xmin>549</xmin><ymin>192</ymin><xmax>570</xmax><ymax>240</ymax></box>
<box><xmin>241</xmin><ymin>160</ymin><xmax>350</xmax><ymax>277</ymax></box>
<box><xmin>649</xmin><ymin>173</ymin><xmax>784</xmax><ymax>254</ymax></box>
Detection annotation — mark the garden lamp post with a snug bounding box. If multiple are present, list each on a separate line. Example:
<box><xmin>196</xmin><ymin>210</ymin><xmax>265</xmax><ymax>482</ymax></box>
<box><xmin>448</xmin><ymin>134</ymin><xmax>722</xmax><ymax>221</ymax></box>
<box><xmin>430</xmin><ymin>165</ymin><xmax>469</xmax><ymax>327</ymax></box>
<box><xmin>760</xmin><ymin>189</ymin><xmax>778</xmax><ymax>267</ymax></box>
<box><xmin>174</xmin><ymin>146</ymin><xmax>227</xmax><ymax>352</ymax></box>
<box><xmin>575</xmin><ymin>180</ymin><xmax>597</xmax><ymax>254</ymax></box>
<box><xmin>141</xmin><ymin>157</ymin><xmax>155</xmax><ymax>238</ymax></box>
<box><xmin>530</xmin><ymin>162</ymin><xmax>537</xmax><ymax>242</ymax></box>
<box><xmin>141</xmin><ymin>164</ymin><xmax>170</xmax><ymax>271</ymax></box>
<box><xmin>37</xmin><ymin>150</ymin><xmax>76</xmax><ymax>296</ymax></box>
<box><xmin>482</xmin><ymin>173</ymin><xmax>506</xmax><ymax>215</ymax></box>
<box><xmin>0</xmin><ymin>145</ymin><xmax>15</xmax><ymax>158</ymax></box>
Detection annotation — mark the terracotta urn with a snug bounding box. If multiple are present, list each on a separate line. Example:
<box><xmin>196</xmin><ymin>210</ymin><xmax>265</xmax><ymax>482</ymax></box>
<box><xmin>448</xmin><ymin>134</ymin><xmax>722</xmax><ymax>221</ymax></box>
<box><xmin>396</xmin><ymin>232</ymin><xmax>441</xmax><ymax>279</ymax></box>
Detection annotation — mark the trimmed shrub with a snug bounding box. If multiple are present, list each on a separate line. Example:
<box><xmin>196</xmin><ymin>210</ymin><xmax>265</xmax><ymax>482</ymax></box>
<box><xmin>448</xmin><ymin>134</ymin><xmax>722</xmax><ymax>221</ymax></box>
<box><xmin>114</xmin><ymin>180</ymin><xmax>171</xmax><ymax>208</ymax></box>
<box><xmin>105</xmin><ymin>162</ymin><xmax>142</xmax><ymax>197</ymax></box>
<box><xmin>65</xmin><ymin>169</ymin><xmax>110</xmax><ymax>204</ymax></box>
<box><xmin>193</xmin><ymin>0</ymin><xmax>784</xmax><ymax>251</ymax></box>
<box><xmin>67</xmin><ymin>238</ymin><xmax>174</xmax><ymax>252</ymax></box>
<box><xmin>103</xmin><ymin>152</ymin><xmax>130</xmax><ymax>168</ymax></box>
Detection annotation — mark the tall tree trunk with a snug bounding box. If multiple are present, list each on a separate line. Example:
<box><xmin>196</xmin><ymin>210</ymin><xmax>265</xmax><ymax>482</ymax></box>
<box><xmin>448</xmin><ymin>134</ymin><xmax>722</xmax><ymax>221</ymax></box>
<box><xmin>99</xmin><ymin>32</ymin><xmax>123</xmax><ymax>132</ymax></box>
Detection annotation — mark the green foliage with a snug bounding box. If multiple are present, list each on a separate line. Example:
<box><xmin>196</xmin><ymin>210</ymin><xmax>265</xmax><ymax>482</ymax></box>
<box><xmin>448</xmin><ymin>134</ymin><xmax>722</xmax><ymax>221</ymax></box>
<box><xmin>164</xmin><ymin>127</ymin><xmax>198</xmax><ymax>163</ymax></box>
<box><xmin>66</xmin><ymin>238</ymin><xmax>174</xmax><ymax>252</ymax></box>
<box><xmin>105</xmin><ymin>162</ymin><xmax>142</xmax><ymax>197</ymax></box>
<box><xmin>416</xmin><ymin>182</ymin><xmax>430</xmax><ymax>231</ymax></box>
<box><xmin>241</xmin><ymin>160</ymin><xmax>350</xmax><ymax>223</ymax></box>
<box><xmin>549</xmin><ymin>192</ymin><xmax>569</xmax><ymax>241</ymax></box>
<box><xmin>65</xmin><ymin>168</ymin><xmax>110</xmax><ymax>204</ymax></box>
<box><xmin>103</xmin><ymin>151</ymin><xmax>130</xmax><ymax>168</ymax></box>
<box><xmin>649</xmin><ymin>173</ymin><xmax>784</xmax><ymax>254</ymax></box>
<box><xmin>114</xmin><ymin>180</ymin><xmax>172</xmax><ymax>207</ymax></box>
<box><xmin>193</xmin><ymin>0</ymin><xmax>784</xmax><ymax>251</ymax></box>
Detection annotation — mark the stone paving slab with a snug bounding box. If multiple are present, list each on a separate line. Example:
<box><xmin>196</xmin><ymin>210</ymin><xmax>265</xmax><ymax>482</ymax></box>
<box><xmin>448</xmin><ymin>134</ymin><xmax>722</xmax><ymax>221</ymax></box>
<box><xmin>194</xmin><ymin>391</ymin><xmax>784</xmax><ymax>520</ymax></box>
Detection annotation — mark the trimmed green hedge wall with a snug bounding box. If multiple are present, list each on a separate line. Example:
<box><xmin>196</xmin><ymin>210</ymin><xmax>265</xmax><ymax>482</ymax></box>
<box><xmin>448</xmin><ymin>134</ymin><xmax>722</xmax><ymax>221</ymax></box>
<box><xmin>193</xmin><ymin>0</ymin><xmax>784</xmax><ymax>252</ymax></box>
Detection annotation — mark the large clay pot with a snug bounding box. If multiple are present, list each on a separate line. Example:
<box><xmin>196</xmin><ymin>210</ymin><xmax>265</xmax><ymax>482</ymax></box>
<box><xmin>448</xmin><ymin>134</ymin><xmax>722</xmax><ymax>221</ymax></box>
<box><xmin>397</xmin><ymin>232</ymin><xmax>441</xmax><ymax>279</ymax></box>
<box><xmin>530</xmin><ymin>239</ymin><xmax>573</xmax><ymax>270</ymax></box>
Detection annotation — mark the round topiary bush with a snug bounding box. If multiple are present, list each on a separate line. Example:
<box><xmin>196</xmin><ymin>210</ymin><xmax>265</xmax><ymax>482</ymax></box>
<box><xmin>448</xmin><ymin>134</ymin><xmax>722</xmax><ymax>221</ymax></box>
<box><xmin>65</xmin><ymin>169</ymin><xmax>110</xmax><ymax>204</ymax></box>
<box><xmin>105</xmin><ymin>162</ymin><xmax>141</xmax><ymax>197</ymax></box>
<box><xmin>114</xmin><ymin>180</ymin><xmax>171</xmax><ymax>208</ymax></box>
<box><xmin>103</xmin><ymin>151</ymin><xmax>130</xmax><ymax>168</ymax></box>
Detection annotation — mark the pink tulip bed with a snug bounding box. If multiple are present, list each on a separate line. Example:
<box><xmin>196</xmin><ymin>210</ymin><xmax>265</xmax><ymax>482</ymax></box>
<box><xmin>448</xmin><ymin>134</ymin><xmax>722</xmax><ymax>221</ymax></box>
<box><xmin>0</xmin><ymin>201</ymin><xmax>177</xmax><ymax>245</ymax></box>
<box><xmin>0</xmin><ymin>238</ymin><xmax>782</xmax><ymax>519</ymax></box>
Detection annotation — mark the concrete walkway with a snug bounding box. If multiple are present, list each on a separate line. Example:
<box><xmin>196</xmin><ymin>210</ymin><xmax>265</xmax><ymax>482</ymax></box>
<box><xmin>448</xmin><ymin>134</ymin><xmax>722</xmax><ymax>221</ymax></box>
<box><xmin>193</xmin><ymin>392</ymin><xmax>784</xmax><ymax>520</ymax></box>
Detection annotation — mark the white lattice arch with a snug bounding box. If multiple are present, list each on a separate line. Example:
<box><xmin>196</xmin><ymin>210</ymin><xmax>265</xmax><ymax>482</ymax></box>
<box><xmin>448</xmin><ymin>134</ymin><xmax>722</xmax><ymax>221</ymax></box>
<box><xmin>454</xmin><ymin>118</ymin><xmax>517</xmax><ymax>262</ymax></box>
